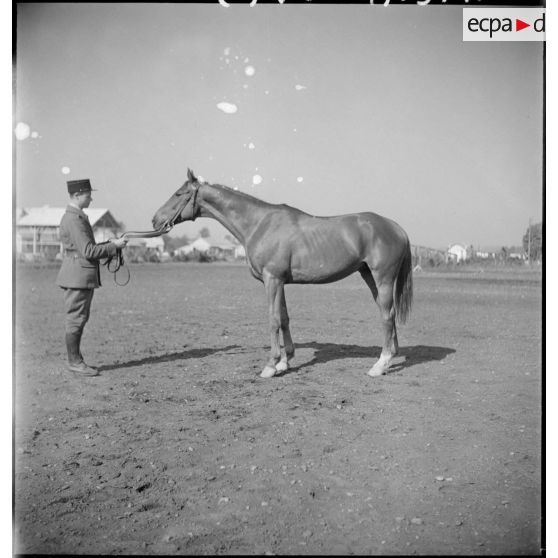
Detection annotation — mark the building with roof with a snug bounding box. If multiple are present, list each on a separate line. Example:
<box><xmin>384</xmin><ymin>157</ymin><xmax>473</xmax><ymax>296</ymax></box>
<box><xmin>175</xmin><ymin>237</ymin><xmax>211</xmax><ymax>256</ymax></box>
<box><xmin>174</xmin><ymin>237</ymin><xmax>246</xmax><ymax>261</ymax></box>
<box><xmin>207</xmin><ymin>239</ymin><xmax>239</xmax><ymax>260</ymax></box>
<box><xmin>125</xmin><ymin>236</ymin><xmax>166</xmax><ymax>262</ymax></box>
<box><xmin>125</xmin><ymin>236</ymin><xmax>165</xmax><ymax>252</ymax></box>
<box><xmin>16</xmin><ymin>206</ymin><xmax>122</xmax><ymax>259</ymax></box>
<box><xmin>447</xmin><ymin>243</ymin><xmax>469</xmax><ymax>263</ymax></box>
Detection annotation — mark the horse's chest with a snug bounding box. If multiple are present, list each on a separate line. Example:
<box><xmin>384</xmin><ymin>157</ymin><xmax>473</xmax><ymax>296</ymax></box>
<box><xmin>246</xmin><ymin>256</ymin><xmax>264</xmax><ymax>282</ymax></box>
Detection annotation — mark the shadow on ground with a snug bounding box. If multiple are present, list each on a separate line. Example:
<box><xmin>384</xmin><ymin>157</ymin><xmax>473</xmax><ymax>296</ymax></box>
<box><xmin>98</xmin><ymin>345</ymin><xmax>242</xmax><ymax>371</ymax></box>
<box><xmin>281</xmin><ymin>342</ymin><xmax>456</xmax><ymax>375</ymax></box>
<box><xmin>97</xmin><ymin>342</ymin><xmax>454</xmax><ymax>376</ymax></box>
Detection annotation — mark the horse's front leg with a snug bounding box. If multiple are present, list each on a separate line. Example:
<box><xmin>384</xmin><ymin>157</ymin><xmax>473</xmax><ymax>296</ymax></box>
<box><xmin>276</xmin><ymin>286</ymin><xmax>294</xmax><ymax>373</ymax></box>
<box><xmin>260</xmin><ymin>272</ymin><xmax>283</xmax><ymax>378</ymax></box>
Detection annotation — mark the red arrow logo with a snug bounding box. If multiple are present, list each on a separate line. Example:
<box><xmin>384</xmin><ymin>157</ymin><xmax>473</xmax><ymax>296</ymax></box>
<box><xmin>516</xmin><ymin>19</ymin><xmax>530</xmax><ymax>31</ymax></box>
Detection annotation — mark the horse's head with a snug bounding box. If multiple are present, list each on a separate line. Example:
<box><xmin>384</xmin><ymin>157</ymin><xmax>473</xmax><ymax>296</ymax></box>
<box><xmin>152</xmin><ymin>168</ymin><xmax>203</xmax><ymax>231</ymax></box>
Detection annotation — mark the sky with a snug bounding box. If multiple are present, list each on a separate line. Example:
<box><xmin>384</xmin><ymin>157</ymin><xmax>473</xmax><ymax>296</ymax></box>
<box><xmin>14</xmin><ymin>2</ymin><xmax>543</xmax><ymax>250</ymax></box>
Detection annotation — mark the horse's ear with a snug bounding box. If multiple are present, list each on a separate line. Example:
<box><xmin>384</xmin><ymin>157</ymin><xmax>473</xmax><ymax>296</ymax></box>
<box><xmin>187</xmin><ymin>168</ymin><xmax>196</xmax><ymax>182</ymax></box>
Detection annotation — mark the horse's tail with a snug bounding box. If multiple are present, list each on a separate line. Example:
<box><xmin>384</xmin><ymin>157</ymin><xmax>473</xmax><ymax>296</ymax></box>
<box><xmin>394</xmin><ymin>238</ymin><xmax>413</xmax><ymax>325</ymax></box>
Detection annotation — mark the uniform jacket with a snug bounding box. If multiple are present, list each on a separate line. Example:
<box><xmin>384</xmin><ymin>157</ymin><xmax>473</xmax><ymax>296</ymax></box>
<box><xmin>56</xmin><ymin>205</ymin><xmax>119</xmax><ymax>289</ymax></box>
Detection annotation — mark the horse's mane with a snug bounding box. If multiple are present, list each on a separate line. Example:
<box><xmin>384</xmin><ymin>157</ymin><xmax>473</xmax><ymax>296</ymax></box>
<box><xmin>213</xmin><ymin>182</ymin><xmax>316</xmax><ymax>217</ymax></box>
<box><xmin>210</xmin><ymin>182</ymin><xmax>279</xmax><ymax>208</ymax></box>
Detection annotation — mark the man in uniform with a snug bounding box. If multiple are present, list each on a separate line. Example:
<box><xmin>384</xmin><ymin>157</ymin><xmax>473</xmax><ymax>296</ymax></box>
<box><xmin>56</xmin><ymin>179</ymin><xmax>128</xmax><ymax>376</ymax></box>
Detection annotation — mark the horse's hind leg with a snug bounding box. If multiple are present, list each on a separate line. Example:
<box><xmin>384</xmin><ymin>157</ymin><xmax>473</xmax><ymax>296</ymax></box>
<box><xmin>359</xmin><ymin>265</ymin><xmax>398</xmax><ymax>376</ymax></box>
<box><xmin>369</xmin><ymin>280</ymin><xmax>398</xmax><ymax>376</ymax></box>
<box><xmin>276</xmin><ymin>288</ymin><xmax>295</xmax><ymax>373</ymax></box>
<box><xmin>260</xmin><ymin>272</ymin><xmax>283</xmax><ymax>378</ymax></box>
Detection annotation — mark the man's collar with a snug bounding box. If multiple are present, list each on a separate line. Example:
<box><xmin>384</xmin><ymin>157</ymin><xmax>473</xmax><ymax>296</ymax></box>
<box><xmin>66</xmin><ymin>204</ymin><xmax>88</xmax><ymax>218</ymax></box>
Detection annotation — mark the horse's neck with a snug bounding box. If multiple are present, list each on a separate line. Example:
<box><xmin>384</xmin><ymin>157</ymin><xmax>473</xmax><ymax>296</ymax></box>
<box><xmin>198</xmin><ymin>184</ymin><xmax>273</xmax><ymax>245</ymax></box>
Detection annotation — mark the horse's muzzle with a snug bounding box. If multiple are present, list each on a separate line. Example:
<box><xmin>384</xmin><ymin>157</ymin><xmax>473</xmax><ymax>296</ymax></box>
<box><xmin>152</xmin><ymin>210</ymin><xmax>168</xmax><ymax>230</ymax></box>
<box><xmin>152</xmin><ymin>212</ymin><xmax>178</xmax><ymax>234</ymax></box>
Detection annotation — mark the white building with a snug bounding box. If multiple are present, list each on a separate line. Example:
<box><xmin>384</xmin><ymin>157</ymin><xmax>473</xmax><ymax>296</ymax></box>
<box><xmin>126</xmin><ymin>236</ymin><xmax>165</xmax><ymax>252</ymax></box>
<box><xmin>175</xmin><ymin>237</ymin><xmax>246</xmax><ymax>260</ymax></box>
<box><xmin>234</xmin><ymin>244</ymin><xmax>246</xmax><ymax>259</ymax></box>
<box><xmin>16</xmin><ymin>206</ymin><xmax>121</xmax><ymax>259</ymax></box>
<box><xmin>447</xmin><ymin>243</ymin><xmax>468</xmax><ymax>263</ymax></box>
<box><xmin>176</xmin><ymin>237</ymin><xmax>212</xmax><ymax>255</ymax></box>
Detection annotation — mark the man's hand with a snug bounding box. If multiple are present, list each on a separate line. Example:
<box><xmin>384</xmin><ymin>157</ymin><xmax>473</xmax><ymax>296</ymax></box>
<box><xmin>111</xmin><ymin>237</ymin><xmax>129</xmax><ymax>249</ymax></box>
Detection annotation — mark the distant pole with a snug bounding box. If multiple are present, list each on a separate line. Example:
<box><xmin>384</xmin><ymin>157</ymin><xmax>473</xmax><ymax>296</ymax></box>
<box><xmin>527</xmin><ymin>217</ymin><xmax>532</xmax><ymax>265</ymax></box>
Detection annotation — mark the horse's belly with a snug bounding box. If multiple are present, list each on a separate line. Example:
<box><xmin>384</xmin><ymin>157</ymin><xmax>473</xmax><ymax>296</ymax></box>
<box><xmin>289</xmin><ymin>256</ymin><xmax>362</xmax><ymax>284</ymax></box>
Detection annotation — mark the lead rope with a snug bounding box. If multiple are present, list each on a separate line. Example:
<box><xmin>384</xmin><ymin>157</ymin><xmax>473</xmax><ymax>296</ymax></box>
<box><xmin>102</xmin><ymin>225</ymin><xmax>173</xmax><ymax>286</ymax></box>
<box><xmin>103</xmin><ymin>248</ymin><xmax>129</xmax><ymax>286</ymax></box>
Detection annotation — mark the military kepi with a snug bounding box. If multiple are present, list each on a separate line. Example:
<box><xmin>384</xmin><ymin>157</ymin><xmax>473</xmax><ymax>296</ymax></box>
<box><xmin>67</xmin><ymin>179</ymin><xmax>96</xmax><ymax>194</ymax></box>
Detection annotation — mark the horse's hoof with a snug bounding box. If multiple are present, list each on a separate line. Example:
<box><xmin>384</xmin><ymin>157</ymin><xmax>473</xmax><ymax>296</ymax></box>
<box><xmin>260</xmin><ymin>366</ymin><xmax>277</xmax><ymax>378</ymax></box>
<box><xmin>367</xmin><ymin>367</ymin><xmax>386</xmax><ymax>377</ymax></box>
<box><xmin>275</xmin><ymin>361</ymin><xmax>289</xmax><ymax>373</ymax></box>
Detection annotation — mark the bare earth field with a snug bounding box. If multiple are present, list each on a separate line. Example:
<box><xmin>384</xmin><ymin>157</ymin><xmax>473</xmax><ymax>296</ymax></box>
<box><xmin>14</xmin><ymin>262</ymin><xmax>542</xmax><ymax>555</ymax></box>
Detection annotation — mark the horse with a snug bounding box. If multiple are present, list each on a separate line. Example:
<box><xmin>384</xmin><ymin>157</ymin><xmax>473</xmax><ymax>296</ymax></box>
<box><xmin>152</xmin><ymin>169</ymin><xmax>413</xmax><ymax>378</ymax></box>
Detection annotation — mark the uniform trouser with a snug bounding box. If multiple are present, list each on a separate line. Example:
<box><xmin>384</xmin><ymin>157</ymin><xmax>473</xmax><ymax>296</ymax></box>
<box><xmin>61</xmin><ymin>287</ymin><xmax>95</xmax><ymax>335</ymax></box>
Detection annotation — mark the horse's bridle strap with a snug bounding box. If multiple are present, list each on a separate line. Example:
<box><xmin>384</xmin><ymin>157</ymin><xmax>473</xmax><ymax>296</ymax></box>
<box><xmin>189</xmin><ymin>183</ymin><xmax>200</xmax><ymax>222</ymax></box>
<box><xmin>168</xmin><ymin>182</ymin><xmax>200</xmax><ymax>227</ymax></box>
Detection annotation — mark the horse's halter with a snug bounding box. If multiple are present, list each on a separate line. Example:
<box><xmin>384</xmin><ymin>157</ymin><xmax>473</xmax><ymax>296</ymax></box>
<box><xmin>163</xmin><ymin>182</ymin><xmax>201</xmax><ymax>230</ymax></box>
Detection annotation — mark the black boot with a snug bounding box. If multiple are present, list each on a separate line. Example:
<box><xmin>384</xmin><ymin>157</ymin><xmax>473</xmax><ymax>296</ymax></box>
<box><xmin>75</xmin><ymin>331</ymin><xmax>98</xmax><ymax>371</ymax></box>
<box><xmin>65</xmin><ymin>332</ymin><xmax>98</xmax><ymax>377</ymax></box>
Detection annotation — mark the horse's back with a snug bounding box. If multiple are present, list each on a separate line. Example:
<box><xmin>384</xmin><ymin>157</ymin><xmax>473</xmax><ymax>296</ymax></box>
<box><xmin>295</xmin><ymin>211</ymin><xmax>408</xmax><ymax>253</ymax></box>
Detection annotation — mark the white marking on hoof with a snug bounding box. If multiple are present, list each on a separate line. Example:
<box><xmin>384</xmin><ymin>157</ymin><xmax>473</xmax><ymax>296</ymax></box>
<box><xmin>260</xmin><ymin>365</ymin><xmax>277</xmax><ymax>378</ymax></box>
<box><xmin>367</xmin><ymin>355</ymin><xmax>392</xmax><ymax>377</ymax></box>
<box><xmin>275</xmin><ymin>361</ymin><xmax>289</xmax><ymax>373</ymax></box>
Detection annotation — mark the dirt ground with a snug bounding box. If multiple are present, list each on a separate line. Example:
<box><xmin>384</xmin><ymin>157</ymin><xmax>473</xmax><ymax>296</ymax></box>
<box><xmin>14</xmin><ymin>262</ymin><xmax>542</xmax><ymax>555</ymax></box>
